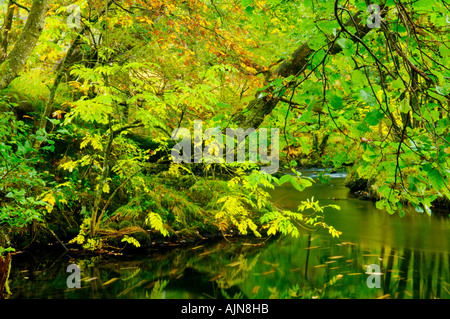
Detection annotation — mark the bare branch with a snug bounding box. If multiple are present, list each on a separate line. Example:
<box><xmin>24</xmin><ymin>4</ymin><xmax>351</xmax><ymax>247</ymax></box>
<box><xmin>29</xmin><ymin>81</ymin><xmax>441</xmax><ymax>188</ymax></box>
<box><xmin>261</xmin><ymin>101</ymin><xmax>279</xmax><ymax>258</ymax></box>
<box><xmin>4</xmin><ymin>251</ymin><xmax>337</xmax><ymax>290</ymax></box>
<box><xmin>11</xmin><ymin>0</ymin><xmax>29</xmax><ymax>12</ymax></box>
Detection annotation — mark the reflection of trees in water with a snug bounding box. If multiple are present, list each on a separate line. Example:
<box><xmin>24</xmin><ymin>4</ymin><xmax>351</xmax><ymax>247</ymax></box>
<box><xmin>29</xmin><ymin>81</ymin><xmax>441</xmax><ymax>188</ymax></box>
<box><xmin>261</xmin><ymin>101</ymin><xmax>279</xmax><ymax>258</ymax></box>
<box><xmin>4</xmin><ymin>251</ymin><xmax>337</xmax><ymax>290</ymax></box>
<box><xmin>100</xmin><ymin>240</ymin><xmax>262</xmax><ymax>298</ymax></box>
<box><xmin>390</xmin><ymin>247</ymin><xmax>449</xmax><ymax>299</ymax></box>
<box><xmin>361</xmin><ymin>246</ymin><xmax>448</xmax><ymax>299</ymax></box>
<box><xmin>8</xmin><ymin>250</ymin><xmax>76</xmax><ymax>298</ymax></box>
<box><xmin>8</xmin><ymin>240</ymin><xmax>261</xmax><ymax>299</ymax></box>
<box><xmin>7</xmin><ymin>236</ymin><xmax>450</xmax><ymax>299</ymax></box>
<box><xmin>259</xmin><ymin>234</ymin><xmax>450</xmax><ymax>299</ymax></box>
<box><xmin>360</xmin><ymin>245</ymin><xmax>450</xmax><ymax>299</ymax></box>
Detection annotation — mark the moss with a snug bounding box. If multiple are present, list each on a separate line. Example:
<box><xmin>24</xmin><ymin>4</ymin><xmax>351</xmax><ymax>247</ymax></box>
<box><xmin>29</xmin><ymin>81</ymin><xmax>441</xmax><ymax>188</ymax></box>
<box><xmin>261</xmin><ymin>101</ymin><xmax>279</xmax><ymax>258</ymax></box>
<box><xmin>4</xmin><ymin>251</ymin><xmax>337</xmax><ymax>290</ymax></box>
<box><xmin>133</xmin><ymin>230</ymin><xmax>151</xmax><ymax>243</ymax></box>
<box><xmin>118</xmin><ymin>220</ymin><xmax>133</xmax><ymax>229</ymax></box>
<box><xmin>104</xmin><ymin>221</ymin><xmax>119</xmax><ymax>230</ymax></box>
<box><xmin>187</xmin><ymin>179</ymin><xmax>228</xmax><ymax>207</ymax></box>
<box><xmin>164</xmin><ymin>175</ymin><xmax>197</xmax><ymax>190</ymax></box>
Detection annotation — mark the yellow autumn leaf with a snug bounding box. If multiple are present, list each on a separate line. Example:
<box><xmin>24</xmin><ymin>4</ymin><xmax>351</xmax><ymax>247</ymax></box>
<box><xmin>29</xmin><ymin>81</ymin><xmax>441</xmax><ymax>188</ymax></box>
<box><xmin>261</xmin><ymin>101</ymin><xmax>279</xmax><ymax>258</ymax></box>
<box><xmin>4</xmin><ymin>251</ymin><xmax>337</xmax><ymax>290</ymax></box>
<box><xmin>42</xmin><ymin>193</ymin><xmax>56</xmax><ymax>213</ymax></box>
<box><xmin>102</xmin><ymin>182</ymin><xmax>110</xmax><ymax>193</ymax></box>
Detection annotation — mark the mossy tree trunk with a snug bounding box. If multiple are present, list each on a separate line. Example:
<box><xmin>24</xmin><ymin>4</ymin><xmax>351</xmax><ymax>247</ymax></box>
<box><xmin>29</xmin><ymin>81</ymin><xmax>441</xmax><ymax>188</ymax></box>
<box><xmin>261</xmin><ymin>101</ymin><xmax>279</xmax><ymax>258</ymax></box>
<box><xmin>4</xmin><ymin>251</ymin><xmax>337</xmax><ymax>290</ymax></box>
<box><xmin>0</xmin><ymin>252</ymin><xmax>11</xmax><ymax>299</ymax></box>
<box><xmin>0</xmin><ymin>0</ymin><xmax>15</xmax><ymax>63</ymax></box>
<box><xmin>233</xmin><ymin>11</ymin><xmax>372</xmax><ymax>130</ymax></box>
<box><xmin>232</xmin><ymin>42</ymin><xmax>313</xmax><ymax>130</ymax></box>
<box><xmin>0</xmin><ymin>0</ymin><xmax>49</xmax><ymax>90</ymax></box>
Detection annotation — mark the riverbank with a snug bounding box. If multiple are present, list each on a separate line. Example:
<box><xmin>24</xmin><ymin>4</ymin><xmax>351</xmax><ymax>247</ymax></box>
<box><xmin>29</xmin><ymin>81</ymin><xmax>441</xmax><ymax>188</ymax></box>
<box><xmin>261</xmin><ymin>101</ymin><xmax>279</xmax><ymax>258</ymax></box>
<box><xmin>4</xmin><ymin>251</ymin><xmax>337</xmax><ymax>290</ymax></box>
<box><xmin>343</xmin><ymin>167</ymin><xmax>450</xmax><ymax>215</ymax></box>
<box><xmin>4</xmin><ymin>162</ymin><xmax>448</xmax><ymax>256</ymax></box>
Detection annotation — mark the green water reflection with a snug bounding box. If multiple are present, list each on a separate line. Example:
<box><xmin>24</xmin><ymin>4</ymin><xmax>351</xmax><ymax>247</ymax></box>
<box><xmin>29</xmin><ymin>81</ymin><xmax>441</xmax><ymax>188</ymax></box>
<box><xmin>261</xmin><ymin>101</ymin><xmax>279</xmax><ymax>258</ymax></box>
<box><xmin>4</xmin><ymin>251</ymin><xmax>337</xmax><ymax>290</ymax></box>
<box><xmin>8</xmin><ymin>172</ymin><xmax>450</xmax><ymax>299</ymax></box>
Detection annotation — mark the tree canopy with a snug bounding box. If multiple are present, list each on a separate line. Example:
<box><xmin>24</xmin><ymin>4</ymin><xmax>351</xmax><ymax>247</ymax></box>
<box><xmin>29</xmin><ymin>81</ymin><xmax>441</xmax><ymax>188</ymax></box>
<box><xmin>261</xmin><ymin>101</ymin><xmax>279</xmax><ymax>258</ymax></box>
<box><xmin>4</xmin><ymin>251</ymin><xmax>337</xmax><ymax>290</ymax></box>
<box><xmin>0</xmin><ymin>0</ymin><xmax>449</xmax><ymax>258</ymax></box>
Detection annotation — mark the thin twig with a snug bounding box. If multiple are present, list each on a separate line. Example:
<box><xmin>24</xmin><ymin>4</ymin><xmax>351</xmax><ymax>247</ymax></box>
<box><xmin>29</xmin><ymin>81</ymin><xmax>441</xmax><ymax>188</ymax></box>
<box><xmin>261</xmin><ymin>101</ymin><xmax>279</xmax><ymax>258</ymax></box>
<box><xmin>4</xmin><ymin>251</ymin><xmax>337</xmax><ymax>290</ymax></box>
<box><xmin>11</xmin><ymin>0</ymin><xmax>29</xmax><ymax>12</ymax></box>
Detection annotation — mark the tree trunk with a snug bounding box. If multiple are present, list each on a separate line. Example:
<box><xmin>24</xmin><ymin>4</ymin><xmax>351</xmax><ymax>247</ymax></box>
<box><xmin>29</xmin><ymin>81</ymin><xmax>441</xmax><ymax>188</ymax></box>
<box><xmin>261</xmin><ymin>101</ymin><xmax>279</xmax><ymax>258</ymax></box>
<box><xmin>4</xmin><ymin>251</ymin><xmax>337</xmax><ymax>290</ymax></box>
<box><xmin>232</xmin><ymin>42</ymin><xmax>313</xmax><ymax>130</ymax></box>
<box><xmin>0</xmin><ymin>0</ymin><xmax>15</xmax><ymax>63</ymax></box>
<box><xmin>0</xmin><ymin>0</ymin><xmax>49</xmax><ymax>90</ymax></box>
<box><xmin>233</xmin><ymin>11</ymin><xmax>372</xmax><ymax>130</ymax></box>
<box><xmin>35</xmin><ymin>34</ymin><xmax>81</xmax><ymax>140</ymax></box>
<box><xmin>0</xmin><ymin>252</ymin><xmax>11</xmax><ymax>299</ymax></box>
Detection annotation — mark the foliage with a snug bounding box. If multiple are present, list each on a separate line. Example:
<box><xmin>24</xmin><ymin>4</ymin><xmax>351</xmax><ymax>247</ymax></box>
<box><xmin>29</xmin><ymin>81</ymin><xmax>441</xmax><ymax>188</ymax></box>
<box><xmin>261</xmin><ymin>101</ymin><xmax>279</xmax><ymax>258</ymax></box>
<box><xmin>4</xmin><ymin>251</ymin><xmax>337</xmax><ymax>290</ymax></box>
<box><xmin>121</xmin><ymin>235</ymin><xmax>141</xmax><ymax>248</ymax></box>
<box><xmin>146</xmin><ymin>280</ymin><xmax>170</xmax><ymax>299</ymax></box>
<box><xmin>68</xmin><ymin>217</ymin><xmax>105</xmax><ymax>251</ymax></box>
<box><xmin>261</xmin><ymin>197</ymin><xmax>341</xmax><ymax>238</ymax></box>
<box><xmin>144</xmin><ymin>212</ymin><xmax>169</xmax><ymax>237</ymax></box>
<box><xmin>260</xmin><ymin>0</ymin><xmax>450</xmax><ymax>216</ymax></box>
<box><xmin>213</xmin><ymin>167</ymin><xmax>340</xmax><ymax>238</ymax></box>
<box><xmin>268</xmin><ymin>274</ymin><xmax>344</xmax><ymax>299</ymax></box>
<box><xmin>0</xmin><ymin>110</ymin><xmax>55</xmax><ymax>249</ymax></box>
<box><xmin>0</xmin><ymin>0</ymin><xmax>448</xmax><ymax>254</ymax></box>
<box><xmin>0</xmin><ymin>246</ymin><xmax>14</xmax><ymax>256</ymax></box>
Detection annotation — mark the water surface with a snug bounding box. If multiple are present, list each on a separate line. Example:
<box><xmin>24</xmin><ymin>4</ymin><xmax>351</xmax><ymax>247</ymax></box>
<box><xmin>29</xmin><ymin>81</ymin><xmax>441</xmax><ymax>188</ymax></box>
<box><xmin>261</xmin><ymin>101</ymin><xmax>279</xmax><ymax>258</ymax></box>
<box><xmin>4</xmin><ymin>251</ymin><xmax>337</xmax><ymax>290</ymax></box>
<box><xmin>8</xmin><ymin>171</ymin><xmax>450</xmax><ymax>299</ymax></box>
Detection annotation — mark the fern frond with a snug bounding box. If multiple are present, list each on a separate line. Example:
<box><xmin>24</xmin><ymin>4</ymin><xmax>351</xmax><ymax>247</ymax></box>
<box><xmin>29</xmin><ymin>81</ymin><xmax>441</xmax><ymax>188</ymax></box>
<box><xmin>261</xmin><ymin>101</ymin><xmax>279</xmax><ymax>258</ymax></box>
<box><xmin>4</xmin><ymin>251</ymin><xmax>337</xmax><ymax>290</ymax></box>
<box><xmin>145</xmin><ymin>212</ymin><xmax>169</xmax><ymax>237</ymax></box>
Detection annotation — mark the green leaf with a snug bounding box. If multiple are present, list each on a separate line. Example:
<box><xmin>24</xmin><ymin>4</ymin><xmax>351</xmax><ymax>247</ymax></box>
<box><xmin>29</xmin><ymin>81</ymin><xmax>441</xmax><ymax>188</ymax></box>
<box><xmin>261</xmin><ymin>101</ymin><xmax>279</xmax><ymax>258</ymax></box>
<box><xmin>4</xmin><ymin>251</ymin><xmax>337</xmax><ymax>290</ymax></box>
<box><xmin>277</xmin><ymin>174</ymin><xmax>293</xmax><ymax>186</ymax></box>
<box><xmin>364</xmin><ymin>109</ymin><xmax>384</xmax><ymax>126</ymax></box>
<box><xmin>391</xmin><ymin>78</ymin><xmax>404</xmax><ymax>90</ymax></box>
<box><xmin>356</xmin><ymin>122</ymin><xmax>371</xmax><ymax>133</ymax></box>
<box><xmin>329</xmin><ymin>95</ymin><xmax>344</xmax><ymax>110</ymax></box>
<box><xmin>422</xmin><ymin>165</ymin><xmax>446</xmax><ymax>191</ymax></box>
<box><xmin>414</xmin><ymin>204</ymin><xmax>424</xmax><ymax>213</ymax></box>
<box><xmin>351</xmin><ymin>70</ymin><xmax>365</xmax><ymax>85</ymax></box>
<box><xmin>217</xmin><ymin>102</ymin><xmax>230</xmax><ymax>108</ymax></box>
<box><xmin>245</xmin><ymin>5</ymin><xmax>254</xmax><ymax>13</ymax></box>
<box><xmin>398</xmin><ymin>99</ymin><xmax>412</xmax><ymax>114</ymax></box>
<box><xmin>439</xmin><ymin>45</ymin><xmax>450</xmax><ymax>60</ymax></box>
<box><xmin>290</xmin><ymin>177</ymin><xmax>312</xmax><ymax>191</ymax></box>
<box><xmin>145</xmin><ymin>212</ymin><xmax>169</xmax><ymax>237</ymax></box>
<box><xmin>309</xmin><ymin>35</ymin><xmax>327</xmax><ymax>50</ymax></box>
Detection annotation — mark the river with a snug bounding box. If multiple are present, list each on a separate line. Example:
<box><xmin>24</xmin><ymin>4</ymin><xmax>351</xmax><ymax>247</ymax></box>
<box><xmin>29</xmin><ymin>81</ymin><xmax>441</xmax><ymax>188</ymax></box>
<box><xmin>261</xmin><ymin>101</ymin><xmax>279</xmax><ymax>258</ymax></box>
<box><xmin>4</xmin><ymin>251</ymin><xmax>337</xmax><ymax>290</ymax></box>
<box><xmin>8</xmin><ymin>170</ymin><xmax>450</xmax><ymax>299</ymax></box>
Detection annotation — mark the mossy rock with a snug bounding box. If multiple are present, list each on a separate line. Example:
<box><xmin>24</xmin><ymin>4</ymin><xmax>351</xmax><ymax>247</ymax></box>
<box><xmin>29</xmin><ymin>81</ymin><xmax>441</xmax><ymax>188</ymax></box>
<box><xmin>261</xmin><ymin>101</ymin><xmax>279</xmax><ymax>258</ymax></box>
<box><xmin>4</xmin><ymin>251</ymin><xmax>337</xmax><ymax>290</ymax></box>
<box><xmin>345</xmin><ymin>177</ymin><xmax>369</xmax><ymax>193</ymax></box>
<box><xmin>344</xmin><ymin>169</ymin><xmax>369</xmax><ymax>193</ymax></box>
<box><xmin>118</xmin><ymin>220</ymin><xmax>134</xmax><ymax>229</ymax></box>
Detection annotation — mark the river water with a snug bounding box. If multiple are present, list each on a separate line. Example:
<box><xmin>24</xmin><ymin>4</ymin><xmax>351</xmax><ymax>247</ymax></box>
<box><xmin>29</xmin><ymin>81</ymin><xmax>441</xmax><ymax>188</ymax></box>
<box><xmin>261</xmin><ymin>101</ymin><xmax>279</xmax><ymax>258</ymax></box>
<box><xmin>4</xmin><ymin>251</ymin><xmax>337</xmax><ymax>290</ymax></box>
<box><xmin>8</xmin><ymin>170</ymin><xmax>450</xmax><ymax>299</ymax></box>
